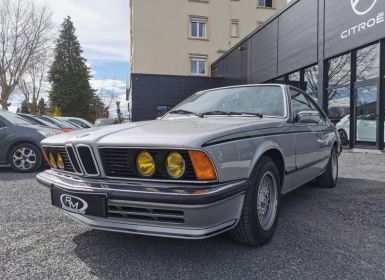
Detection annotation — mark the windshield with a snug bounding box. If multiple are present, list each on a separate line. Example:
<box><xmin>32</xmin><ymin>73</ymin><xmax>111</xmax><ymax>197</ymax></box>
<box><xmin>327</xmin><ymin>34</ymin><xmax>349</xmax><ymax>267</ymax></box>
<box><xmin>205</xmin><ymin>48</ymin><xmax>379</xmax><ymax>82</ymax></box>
<box><xmin>163</xmin><ymin>85</ymin><xmax>286</xmax><ymax>119</ymax></box>
<box><xmin>0</xmin><ymin>111</ymin><xmax>31</xmax><ymax>125</ymax></box>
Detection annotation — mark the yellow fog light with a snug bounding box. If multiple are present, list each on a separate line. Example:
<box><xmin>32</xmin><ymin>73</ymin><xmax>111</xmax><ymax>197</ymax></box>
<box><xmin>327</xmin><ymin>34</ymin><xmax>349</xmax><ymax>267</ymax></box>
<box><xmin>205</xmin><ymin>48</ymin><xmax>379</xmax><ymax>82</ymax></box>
<box><xmin>136</xmin><ymin>151</ymin><xmax>155</xmax><ymax>177</ymax></box>
<box><xmin>49</xmin><ymin>152</ymin><xmax>57</xmax><ymax>169</ymax></box>
<box><xmin>57</xmin><ymin>153</ymin><xmax>65</xmax><ymax>169</ymax></box>
<box><xmin>166</xmin><ymin>152</ymin><xmax>185</xmax><ymax>179</ymax></box>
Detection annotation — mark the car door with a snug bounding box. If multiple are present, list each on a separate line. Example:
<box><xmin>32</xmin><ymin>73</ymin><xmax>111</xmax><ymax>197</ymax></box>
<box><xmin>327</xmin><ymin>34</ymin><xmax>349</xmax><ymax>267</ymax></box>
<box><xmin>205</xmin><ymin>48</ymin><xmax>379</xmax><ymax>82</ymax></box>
<box><xmin>289</xmin><ymin>88</ymin><xmax>332</xmax><ymax>188</ymax></box>
<box><xmin>0</xmin><ymin>118</ymin><xmax>7</xmax><ymax>164</ymax></box>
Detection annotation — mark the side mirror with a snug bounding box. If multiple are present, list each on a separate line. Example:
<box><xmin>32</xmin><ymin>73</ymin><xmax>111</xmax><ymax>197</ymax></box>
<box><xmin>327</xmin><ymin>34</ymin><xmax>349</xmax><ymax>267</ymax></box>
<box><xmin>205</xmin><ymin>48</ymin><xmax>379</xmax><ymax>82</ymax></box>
<box><xmin>296</xmin><ymin>111</ymin><xmax>320</xmax><ymax>124</ymax></box>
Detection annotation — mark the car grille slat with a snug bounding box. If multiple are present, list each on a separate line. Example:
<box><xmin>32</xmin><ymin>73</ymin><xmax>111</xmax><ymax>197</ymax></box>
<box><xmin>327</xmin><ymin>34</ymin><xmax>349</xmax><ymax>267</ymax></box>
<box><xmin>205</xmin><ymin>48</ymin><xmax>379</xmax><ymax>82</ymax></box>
<box><xmin>65</xmin><ymin>146</ymin><xmax>82</xmax><ymax>173</ymax></box>
<box><xmin>77</xmin><ymin>146</ymin><xmax>98</xmax><ymax>175</ymax></box>
<box><xmin>99</xmin><ymin>148</ymin><xmax>197</xmax><ymax>180</ymax></box>
<box><xmin>108</xmin><ymin>201</ymin><xmax>185</xmax><ymax>224</ymax></box>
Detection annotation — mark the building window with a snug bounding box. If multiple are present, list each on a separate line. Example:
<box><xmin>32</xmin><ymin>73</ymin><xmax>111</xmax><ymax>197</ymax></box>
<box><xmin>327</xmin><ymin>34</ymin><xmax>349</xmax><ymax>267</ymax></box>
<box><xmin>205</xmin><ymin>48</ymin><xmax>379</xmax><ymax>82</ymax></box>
<box><xmin>190</xmin><ymin>55</ymin><xmax>207</xmax><ymax>75</ymax></box>
<box><xmin>230</xmin><ymin>19</ymin><xmax>239</xmax><ymax>37</ymax></box>
<box><xmin>304</xmin><ymin>65</ymin><xmax>318</xmax><ymax>99</ymax></box>
<box><xmin>327</xmin><ymin>53</ymin><xmax>351</xmax><ymax>124</ymax></box>
<box><xmin>258</xmin><ymin>0</ymin><xmax>273</xmax><ymax>8</ymax></box>
<box><xmin>190</xmin><ymin>17</ymin><xmax>207</xmax><ymax>38</ymax></box>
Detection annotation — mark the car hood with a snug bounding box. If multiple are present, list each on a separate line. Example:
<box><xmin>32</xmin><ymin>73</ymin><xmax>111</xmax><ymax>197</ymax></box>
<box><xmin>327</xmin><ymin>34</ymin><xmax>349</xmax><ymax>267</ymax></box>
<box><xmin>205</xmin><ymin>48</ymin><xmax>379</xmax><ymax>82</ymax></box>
<box><xmin>41</xmin><ymin>117</ymin><xmax>286</xmax><ymax>147</ymax></box>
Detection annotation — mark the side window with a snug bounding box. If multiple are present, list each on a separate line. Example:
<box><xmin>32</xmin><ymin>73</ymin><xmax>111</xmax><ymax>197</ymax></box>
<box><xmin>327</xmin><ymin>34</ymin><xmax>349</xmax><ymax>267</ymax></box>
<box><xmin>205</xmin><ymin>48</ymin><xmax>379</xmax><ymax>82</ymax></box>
<box><xmin>0</xmin><ymin>119</ymin><xmax>6</xmax><ymax>128</ymax></box>
<box><xmin>290</xmin><ymin>89</ymin><xmax>313</xmax><ymax>118</ymax></box>
<box><xmin>290</xmin><ymin>88</ymin><xmax>327</xmax><ymax>125</ymax></box>
<box><xmin>307</xmin><ymin>96</ymin><xmax>328</xmax><ymax>126</ymax></box>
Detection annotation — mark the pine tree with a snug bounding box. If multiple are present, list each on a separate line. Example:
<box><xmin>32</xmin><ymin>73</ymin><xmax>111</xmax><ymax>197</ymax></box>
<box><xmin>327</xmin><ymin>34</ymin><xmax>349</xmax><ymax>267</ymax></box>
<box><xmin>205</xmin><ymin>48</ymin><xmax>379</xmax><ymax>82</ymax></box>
<box><xmin>20</xmin><ymin>100</ymin><xmax>30</xmax><ymax>114</ymax></box>
<box><xmin>48</xmin><ymin>17</ymin><xmax>95</xmax><ymax>119</ymax></box>
<box><xmin>37</xmin><ymin>98</ymin><xmax>47</xmax><ymax>115</ymax></box>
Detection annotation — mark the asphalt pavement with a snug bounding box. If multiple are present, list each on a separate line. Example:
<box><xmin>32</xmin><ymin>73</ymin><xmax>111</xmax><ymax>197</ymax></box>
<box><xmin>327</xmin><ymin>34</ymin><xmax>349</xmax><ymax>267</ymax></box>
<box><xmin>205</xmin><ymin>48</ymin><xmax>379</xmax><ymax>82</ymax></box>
<box><xmin>1</xmin><ymin>151</ymin><xmax>385</xmax><ymax>280</ymax></box>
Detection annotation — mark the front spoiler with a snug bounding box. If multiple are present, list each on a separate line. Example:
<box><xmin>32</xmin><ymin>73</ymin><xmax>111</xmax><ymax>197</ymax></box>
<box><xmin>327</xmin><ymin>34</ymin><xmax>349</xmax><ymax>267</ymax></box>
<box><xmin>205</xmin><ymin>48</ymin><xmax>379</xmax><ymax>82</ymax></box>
<box><xmin>36</xmin><ymin>170</ymin><xmax>247</xmax><ymax>239</ymax></box>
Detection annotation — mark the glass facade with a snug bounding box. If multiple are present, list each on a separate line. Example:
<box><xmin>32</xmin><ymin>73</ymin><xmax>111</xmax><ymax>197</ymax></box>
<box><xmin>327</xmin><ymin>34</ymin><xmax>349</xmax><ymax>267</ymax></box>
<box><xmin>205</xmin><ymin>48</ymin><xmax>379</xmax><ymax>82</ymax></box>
<box><xmin>304</xmin><ymin>65</ymin><xmax>318</xmax><ymax>98</ymax></box>
<box><xmin>324</xmin><ymin>42</ymin><xmax>381</xmax><ymax>147</ymax></box>
<box><xmin>266</xmin><ymin>41</ymin><xmax>384</xmax><ymax>149</ymax></box>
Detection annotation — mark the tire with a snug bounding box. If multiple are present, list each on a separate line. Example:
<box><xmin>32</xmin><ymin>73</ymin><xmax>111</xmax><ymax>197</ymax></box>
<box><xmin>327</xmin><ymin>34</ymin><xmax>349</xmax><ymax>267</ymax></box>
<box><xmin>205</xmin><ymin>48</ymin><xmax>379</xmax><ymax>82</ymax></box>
<box><xmin>230</xmin><ymin>156</ymin><xmax>280</xmax><ymax>246</ymax></box>
<box><xmin>8</xmin><ymin>143</ymin><xmax>43</xmax><ymax>173</ymax></box>
<box><xmin>338</xmin><ymin>129</ymin><xmax>349</xmax><ymax>146</ymax></box>
<box><xmin>316</xmin><ymin>146</ymin><xmax>338</xmax><ymax>188</ymax></box>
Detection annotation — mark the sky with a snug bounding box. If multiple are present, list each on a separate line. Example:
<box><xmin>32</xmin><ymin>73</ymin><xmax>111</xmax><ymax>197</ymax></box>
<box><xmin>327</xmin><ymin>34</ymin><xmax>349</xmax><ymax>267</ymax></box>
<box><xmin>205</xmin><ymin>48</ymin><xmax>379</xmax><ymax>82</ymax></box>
<box><xmin>9</xmin><ymin>0</ymin><xmax>130</xmax><ymax>117</ymax></box>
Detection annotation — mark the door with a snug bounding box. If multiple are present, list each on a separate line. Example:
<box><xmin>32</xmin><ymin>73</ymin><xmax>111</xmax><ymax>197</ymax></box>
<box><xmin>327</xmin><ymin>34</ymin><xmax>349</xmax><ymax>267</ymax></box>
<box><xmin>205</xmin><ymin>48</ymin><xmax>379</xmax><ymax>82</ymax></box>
<box><xmin>354</xmin><ymin>81</ymin><xmax>378</xmax><ymax>146</ymax></box>
<box><xmin>289</xmin><ymin>88</ymin><xmax>331</xmax><ymax>188</ymax></box>
<box><xmin>0</xmin><ymin>119</ymin><xmax>7</xmax><ymax>164</ymax></box>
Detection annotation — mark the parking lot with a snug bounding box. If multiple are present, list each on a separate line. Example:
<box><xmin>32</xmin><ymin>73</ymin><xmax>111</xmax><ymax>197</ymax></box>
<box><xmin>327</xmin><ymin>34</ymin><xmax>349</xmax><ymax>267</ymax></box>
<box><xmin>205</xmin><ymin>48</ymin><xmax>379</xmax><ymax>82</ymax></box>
<box><xmin>1</xmin><ymin>151</ymin><xmax>385</xmax><ymax>280</ymax></box>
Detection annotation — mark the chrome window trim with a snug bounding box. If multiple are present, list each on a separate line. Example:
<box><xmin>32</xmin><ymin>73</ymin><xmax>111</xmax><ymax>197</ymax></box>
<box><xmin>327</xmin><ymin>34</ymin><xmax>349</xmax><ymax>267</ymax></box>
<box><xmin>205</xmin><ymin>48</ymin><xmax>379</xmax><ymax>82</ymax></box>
<box><xmin>98</xmin><ymin>146</ymin><xmax>219</xmax><ymax>183</ymax></box>
<box><xmin>75</xmin><ymin>144</ymin><xmax>100</xmax><ymax>177</ymax></box>
<box><xmin>162</xmin><ymin>84</ymin><xmax>289</xmax><ymax>120</ymax></box>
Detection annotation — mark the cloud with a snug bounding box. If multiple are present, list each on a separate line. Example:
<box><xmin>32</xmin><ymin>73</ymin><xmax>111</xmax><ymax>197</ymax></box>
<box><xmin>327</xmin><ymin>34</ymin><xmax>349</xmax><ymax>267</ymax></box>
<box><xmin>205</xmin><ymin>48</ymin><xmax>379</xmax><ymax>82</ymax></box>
<box><xmin>8</xmin><ymin>0</ymin><xmax>130</xmax><ymax>116</ymax></box>
<box><xmin>91</xmin><ymin>79</ymin><xmax>128</xmax><ymax>118</ymax></box>
<box><xmin>38</xmin><ymin>0</ymin><xmax>130</xmax><ymax>63</ymax></box>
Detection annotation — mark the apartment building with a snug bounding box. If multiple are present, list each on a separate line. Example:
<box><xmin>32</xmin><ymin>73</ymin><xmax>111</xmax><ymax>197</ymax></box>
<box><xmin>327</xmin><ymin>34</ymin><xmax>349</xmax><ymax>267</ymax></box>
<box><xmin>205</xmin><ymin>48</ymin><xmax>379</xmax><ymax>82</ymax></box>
<box><xmin>130</xmin><ymin>0</ymin><xmax>287</xmax><ymax>77</ymax></box>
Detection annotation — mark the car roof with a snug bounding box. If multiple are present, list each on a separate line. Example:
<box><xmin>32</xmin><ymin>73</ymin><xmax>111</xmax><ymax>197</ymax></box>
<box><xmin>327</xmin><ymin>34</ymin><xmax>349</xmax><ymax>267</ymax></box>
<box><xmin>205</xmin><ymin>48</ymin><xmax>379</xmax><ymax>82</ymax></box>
<box><xmin>198</xmin><ymin>83</ymin><xmax>287</xmax><ymax>94</ymax></box>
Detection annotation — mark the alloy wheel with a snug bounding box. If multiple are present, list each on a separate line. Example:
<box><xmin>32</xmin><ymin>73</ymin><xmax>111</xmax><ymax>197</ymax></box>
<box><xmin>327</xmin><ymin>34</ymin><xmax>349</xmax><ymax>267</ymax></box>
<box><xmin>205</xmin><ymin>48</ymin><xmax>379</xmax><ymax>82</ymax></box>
<box><xmin>257</xmin><ymin>171</ymin><xmax>278</xmax><ymax>231</ymax></box>
<box><xmin>13</xmin><ymin>147</ymin><xmax>37</xmax><ymax>170</ymax></box>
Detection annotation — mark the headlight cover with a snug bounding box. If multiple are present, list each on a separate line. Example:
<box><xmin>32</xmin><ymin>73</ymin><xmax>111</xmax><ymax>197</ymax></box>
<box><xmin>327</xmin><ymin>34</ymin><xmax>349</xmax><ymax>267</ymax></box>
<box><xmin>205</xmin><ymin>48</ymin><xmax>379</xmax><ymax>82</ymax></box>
<box><xmin>166</xmin><ymin>152</ymin><xmax>185</xmax><ymax>179</ymax></box>
<box><xmin>136</xmin><ymin>151</ymin><xmax>156</xmax><ymax>177</ymax></box>
<box><xmin>49</xmin><ymin>152</ymin><xmax>57</xmax><ymax>168</ymax></box>
<box><xmin>56</xmin><ymin>153</ymin><xmax>65</xmax><ymax>169</ymax></box>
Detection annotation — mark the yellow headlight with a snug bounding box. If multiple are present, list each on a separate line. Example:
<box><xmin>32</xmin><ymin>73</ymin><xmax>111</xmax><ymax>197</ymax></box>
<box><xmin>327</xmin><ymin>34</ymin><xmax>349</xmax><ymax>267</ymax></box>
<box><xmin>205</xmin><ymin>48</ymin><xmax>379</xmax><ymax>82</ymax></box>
<box><xmin>166</xmin><ymin>152</ymin><xmax>185</xmax><ymax>179</ymax></box>
<box><xmin>57</xmin><ymin>153</ymin><xmax>65</xmax><ymax>169</ymax></box>
<box><xmin>136</xmin><ymin>151</ymin><xmax>155</xmax><ymax>177</ymax></box>
<box><xmin>49</xmin><ymin>152</ymin><xmax>57</xmax><ymax>168</ymax></box>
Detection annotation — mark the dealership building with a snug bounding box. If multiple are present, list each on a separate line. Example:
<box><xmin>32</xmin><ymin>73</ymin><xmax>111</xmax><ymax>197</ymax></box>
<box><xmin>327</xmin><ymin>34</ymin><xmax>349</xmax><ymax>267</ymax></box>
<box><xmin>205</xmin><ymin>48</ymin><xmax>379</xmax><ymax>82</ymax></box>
<box><xmin>129</xmin><ymin>0</ymin><xmax>385</xmax><ymax>150</ymax></box>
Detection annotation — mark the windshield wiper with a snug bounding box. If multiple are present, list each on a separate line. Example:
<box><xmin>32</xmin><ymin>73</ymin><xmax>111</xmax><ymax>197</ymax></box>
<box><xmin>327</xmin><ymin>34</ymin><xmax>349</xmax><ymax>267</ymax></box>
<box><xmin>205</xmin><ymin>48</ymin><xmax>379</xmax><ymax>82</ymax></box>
<box><xmin>200</xmin><ymin>111</ymin><xmax>263</xmax><ymax>118</ymax></box>
<box><xmin>168</xmin><ymin>109</ymin><xmax>203</xmax><ymax>118</ymax></box>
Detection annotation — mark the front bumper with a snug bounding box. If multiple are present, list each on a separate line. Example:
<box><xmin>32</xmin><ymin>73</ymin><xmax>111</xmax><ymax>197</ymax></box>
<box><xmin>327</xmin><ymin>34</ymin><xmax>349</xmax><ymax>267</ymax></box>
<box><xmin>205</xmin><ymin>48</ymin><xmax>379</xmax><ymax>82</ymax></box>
<box><xmin>36</xmin><ymin>170</ymin><xmax>247</xmax><ymax>239</ymax></box>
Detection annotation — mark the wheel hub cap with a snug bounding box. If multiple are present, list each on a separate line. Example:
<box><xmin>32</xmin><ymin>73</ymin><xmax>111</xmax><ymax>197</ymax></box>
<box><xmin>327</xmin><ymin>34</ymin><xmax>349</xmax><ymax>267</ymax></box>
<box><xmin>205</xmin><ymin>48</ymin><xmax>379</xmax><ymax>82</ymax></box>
<box><xmin>13</xmin><ymin>148</ymin><xmax>36</xmax><ymax>170</ymax></box>
<box><xmin>257</xmin><ymin>171</ymin><xmax>278</xmax><ymax>231</ymax></box>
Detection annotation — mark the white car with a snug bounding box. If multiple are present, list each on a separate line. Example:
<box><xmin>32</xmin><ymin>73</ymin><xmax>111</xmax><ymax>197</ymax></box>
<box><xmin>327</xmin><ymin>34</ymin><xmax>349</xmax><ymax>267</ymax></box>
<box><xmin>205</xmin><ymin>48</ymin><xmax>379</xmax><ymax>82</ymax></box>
<box><xmin>56</xmin><ymin>117</ymin><xmax>94</xmax><ymax>128</ymax></box>
<box><xmin>336</xmin><ymin>114</ymin><xmax>380</xmax><ymax>145</ymax></box>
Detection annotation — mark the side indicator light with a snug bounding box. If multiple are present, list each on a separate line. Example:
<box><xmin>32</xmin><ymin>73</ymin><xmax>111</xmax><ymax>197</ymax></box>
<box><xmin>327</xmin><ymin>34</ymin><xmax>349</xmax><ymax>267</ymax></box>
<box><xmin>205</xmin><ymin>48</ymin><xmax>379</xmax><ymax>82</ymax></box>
<box><xmin>188</xmin><ymin>150</ymin><xmax>217</xmax><ymax>181</ymax></box>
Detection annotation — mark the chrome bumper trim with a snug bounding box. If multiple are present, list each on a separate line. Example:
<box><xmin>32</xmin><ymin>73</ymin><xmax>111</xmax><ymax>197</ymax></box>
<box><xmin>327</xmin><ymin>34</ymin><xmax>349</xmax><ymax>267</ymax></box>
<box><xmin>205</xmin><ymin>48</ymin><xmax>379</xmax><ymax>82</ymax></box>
<box><xmin>37</xmin><ymin>170</ymin><xmax>246</xmax><ymax>239</ymax></box>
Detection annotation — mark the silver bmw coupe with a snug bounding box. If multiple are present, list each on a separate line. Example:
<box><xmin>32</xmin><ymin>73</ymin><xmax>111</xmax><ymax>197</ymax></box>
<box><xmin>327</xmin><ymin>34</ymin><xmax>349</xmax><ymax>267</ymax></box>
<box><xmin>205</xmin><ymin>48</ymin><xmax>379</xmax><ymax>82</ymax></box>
<box><xmin>37</xmin><ymin>84</ymin><xmax>341</xmax><ymax>246</ymax></box>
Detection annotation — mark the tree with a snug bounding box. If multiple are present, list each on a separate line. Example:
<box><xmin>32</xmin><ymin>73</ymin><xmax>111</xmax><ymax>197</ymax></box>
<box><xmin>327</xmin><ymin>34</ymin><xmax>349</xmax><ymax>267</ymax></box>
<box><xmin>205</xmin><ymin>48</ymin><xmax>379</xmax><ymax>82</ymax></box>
<box><xmin>20</xmin><ymin>99</ymin><xmax>30</xmax><ymax>113</ymax></box>
<box><xmin>48</xmin><ymin>17</ymin><xmax>94</xmax><ymax>119</ymax></box>
<box><xmin>0</xmin><ymin>0</ymin><xmax>52</xmax><ymax>110</ymax></box>
<box><xmin>89</xmin><ymin>94</ymin><xmax>108</xmax><ymax>122</ymax></box>
<box><xmin>49</xmin><ymin>105</ymin><xmax>61</xmax><ymax>117</ymax></box>
<box><xmin>37</xmin><ymin>97</ymin><xmax>47</xmax><ymax>115</ymax></box>
<box><xmin>18</xmin><ymin>51</ymin><xmax>50</xmax><ymax>114</ymax></box>
<box><xmin>116</xmin><ymin>101</ymin><xmax>123</xmax><ymax>123</ymax></box>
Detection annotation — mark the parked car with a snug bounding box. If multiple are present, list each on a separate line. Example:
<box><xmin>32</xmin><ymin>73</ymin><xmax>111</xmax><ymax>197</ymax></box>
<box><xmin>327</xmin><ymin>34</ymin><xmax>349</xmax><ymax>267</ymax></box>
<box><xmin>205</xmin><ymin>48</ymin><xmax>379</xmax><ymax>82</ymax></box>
<box><xmin>94</xmin><ymin>118</ymin><xmax>119</xmax><ymax>127</ymax></box>
<box><xmin>35</xmin><ymin>115</ymin><xmax>79</xmax><ymax>132</ymax></box>
<box><xmin>336</xmin><ymin>114</ymin><xmax>381</xmax><ymax>145</ymax></box>
<box><xmin>56</xmin><ymin>117</ymin><xmax>94</xmax><ymax>128</ymax></box>
<box><xmin>0</xmin><ymin>110</ymin><xmax>60</xmax><ymax>172</ymax></box>
<box><xmin>17</xmin><ymin>113</ymin><xmax>61</xmax><ymax>130</ymax></box>
<box><xmin>37</xmin><ymin>84</ymin><xmax>340</xmax><ymax>246</ymax></box>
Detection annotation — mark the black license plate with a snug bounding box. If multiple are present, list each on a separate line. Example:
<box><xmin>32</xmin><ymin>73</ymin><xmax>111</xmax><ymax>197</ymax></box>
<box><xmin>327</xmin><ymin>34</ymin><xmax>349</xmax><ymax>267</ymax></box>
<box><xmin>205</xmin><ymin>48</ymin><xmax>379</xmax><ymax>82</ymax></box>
<box><xmin>51</xmin><ymin>187</ymin><xmax>107</xmax><ymax>217</ymax></box>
